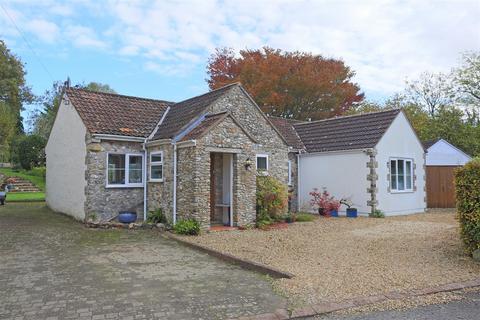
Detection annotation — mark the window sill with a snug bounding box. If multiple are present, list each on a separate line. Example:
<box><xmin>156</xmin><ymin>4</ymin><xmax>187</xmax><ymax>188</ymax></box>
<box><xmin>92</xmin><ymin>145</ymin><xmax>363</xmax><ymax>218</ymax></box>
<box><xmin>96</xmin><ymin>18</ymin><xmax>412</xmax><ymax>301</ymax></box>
<box><xmin>148</xmin><ymin>179</ymin><xmax>164</xmax><ymax>183</ymax></box>
<box><xmin>257</xmin><ymin>171</ymin><xmax>269</xmax><ymax>176</ymax></box>
<box><xmin>390</xmin><ymin>190</ymin><xmax>415</xmax><ymax>194</ymax></box>
<box><xmin>106</xmin><ymin>184</ymin><xmax>144</xmax><ymax>189</ymax></box>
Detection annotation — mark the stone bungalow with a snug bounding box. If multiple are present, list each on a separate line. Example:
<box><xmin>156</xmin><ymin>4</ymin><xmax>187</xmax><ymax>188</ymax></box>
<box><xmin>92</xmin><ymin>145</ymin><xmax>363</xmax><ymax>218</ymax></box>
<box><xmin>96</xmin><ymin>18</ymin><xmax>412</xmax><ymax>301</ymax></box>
<box><xmin>46</xmin><ymin>83</ymin><xmax>426</xmax><ymax>228</ymax></box>
<box><xmin>46</xmin><ymin>83</ymin><xmax>290</xmax><ymax>229</ymax></box>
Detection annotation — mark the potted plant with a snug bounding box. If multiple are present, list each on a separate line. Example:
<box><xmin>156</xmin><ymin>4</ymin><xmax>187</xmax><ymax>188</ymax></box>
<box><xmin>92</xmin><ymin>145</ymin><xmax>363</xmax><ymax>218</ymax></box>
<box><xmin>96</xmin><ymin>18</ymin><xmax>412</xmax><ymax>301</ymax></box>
<box><xmin>340</xmin><ymin>199</ymin><xmax>357</xmax><ymax>218</ymax></box>
<box><xmin>309</xmin><ymin>188</ymin><xmax>334</xmax><ymax>216</ymax></box>
<box><xmin>329</xmin><ymin>200</ymin><xmax>341</xmax><ymax>217</ymax></box>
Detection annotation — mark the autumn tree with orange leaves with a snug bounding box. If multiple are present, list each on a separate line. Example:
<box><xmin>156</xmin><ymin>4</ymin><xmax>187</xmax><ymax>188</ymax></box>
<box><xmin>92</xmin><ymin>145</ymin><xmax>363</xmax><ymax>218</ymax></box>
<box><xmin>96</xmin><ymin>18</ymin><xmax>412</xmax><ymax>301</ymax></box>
<box><xmin>207</xmin><ymin>47</ymin><xmax>364</xmax><ymax>120</ymax></box>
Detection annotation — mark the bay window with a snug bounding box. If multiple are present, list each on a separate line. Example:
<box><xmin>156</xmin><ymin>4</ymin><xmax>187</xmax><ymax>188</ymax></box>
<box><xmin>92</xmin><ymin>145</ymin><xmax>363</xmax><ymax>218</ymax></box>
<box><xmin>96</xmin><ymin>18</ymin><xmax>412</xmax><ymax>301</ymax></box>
<box><xmin>150</xmin><ymin>152</ymin><xmax>163</xmax><ymax>182</ymax></box>
<box><xmin>390</xmin><ymin>158</ymin><xmax>413</xmax><ymax>192</ymax></box>
<box><xmin>107</xmin><ymin>153</ymin><xmax>143</xmax><ymax>187</ymax></box>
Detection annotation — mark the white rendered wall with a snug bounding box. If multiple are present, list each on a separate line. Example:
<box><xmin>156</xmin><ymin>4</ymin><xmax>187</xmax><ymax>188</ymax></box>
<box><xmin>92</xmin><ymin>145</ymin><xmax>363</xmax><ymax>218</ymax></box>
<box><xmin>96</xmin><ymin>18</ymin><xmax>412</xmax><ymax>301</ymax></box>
<box><xmin>298</xmin><ymin>151</ymin><xmax>370</xmax><ymax>214</ymax></box>
<box><xmin>376</xmin><ymin>112</ymin><xmax>426</xmax><ymax>215</ymax></box>
<box><xmin>45</xmin><ymin>98</ymin><xmax>87</xmax><ymax>220</ymax></box>
<box><xmin>426</xmin><ymin>139</ymin><xmax>471</xmax><ymax>166</ymax></box>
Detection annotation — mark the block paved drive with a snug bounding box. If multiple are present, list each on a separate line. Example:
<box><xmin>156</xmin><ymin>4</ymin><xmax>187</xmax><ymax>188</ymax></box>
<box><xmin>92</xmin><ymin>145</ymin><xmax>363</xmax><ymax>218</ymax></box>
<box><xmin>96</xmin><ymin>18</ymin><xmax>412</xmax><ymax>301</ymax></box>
<box><xmin>0</xmin><ymin>203</ymin><xmax>285</xmax><ymax>319</ymax></box>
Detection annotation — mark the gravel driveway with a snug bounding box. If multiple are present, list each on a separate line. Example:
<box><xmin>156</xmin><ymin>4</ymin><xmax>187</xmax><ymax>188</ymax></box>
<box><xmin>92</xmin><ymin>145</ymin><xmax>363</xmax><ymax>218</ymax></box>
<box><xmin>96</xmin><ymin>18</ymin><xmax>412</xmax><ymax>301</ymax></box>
<box><xmin>0</xmin><ymin>203</ymin><xmax>285</xmax><ymax>320</ymax></box>
<box><xmin>181</xmin><ymin>210</ymin><xmax>480</xmax><ymax>306</ymax></box>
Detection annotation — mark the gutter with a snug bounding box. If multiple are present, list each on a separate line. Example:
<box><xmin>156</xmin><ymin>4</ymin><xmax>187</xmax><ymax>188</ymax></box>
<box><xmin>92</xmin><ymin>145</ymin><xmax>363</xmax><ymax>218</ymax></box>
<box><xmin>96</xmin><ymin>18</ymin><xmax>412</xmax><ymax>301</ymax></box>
<box><xmin>92</xmin><ymin>134</ymin><xmax>145</xmax><ymax>142</ymax></box>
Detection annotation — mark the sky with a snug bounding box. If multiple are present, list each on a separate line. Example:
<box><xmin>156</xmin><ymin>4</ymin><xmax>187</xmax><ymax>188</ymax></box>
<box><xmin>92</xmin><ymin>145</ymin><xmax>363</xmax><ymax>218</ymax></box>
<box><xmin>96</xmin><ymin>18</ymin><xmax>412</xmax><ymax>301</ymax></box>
<box><xmin>1</xmin><ymin>0</ymin><xmax>479</xmax><ymax>128</ymax></box>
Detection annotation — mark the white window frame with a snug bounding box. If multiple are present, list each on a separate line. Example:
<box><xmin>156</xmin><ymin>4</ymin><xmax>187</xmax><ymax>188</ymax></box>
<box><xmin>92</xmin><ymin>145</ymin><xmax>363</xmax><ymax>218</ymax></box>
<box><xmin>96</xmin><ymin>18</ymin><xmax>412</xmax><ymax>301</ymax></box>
<box><xmin>106</xmin><ymin>153</ymin><xmax>144</xmax><ymax>188</ymax></box>
<box><xmin>389</xmin><ymin>157</ymin><xmax>414</xmax><ymax>193</ymax></box>
<box><xmin>149</xmin><ymin>151</ymin><xmax>164</xmax><ymax>182</ymax></box>
<box><xmin>288</xmin><ymin>160</ymin><xmax>292</xmax><ymax>186</ymax></box>
<box><xmin>256</xmin><ymin>154</ymin><xmax>269</xmax><ymax>173</ymax></box>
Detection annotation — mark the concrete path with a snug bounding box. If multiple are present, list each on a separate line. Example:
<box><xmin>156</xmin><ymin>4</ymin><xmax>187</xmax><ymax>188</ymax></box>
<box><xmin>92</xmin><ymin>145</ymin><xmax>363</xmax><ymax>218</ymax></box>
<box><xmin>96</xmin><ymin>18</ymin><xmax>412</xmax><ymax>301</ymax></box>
<box><xmin>313</xmin><ymin>289</ymin><xmax>480</xmax><ymax>320</ymax></box>
<box><xmin>0</xmin><ymin>203</ymin><xmax>285</xmax><ymax>320</ymax></box>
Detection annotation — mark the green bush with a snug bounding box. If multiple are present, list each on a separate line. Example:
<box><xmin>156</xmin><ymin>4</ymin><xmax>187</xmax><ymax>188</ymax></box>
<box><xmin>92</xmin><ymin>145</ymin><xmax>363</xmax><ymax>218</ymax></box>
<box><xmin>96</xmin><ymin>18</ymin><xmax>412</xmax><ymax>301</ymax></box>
<box><xmin>147</xmin><ymin>208</ymin><xmax>168</xmax><ymax>224</ymax></box>
<box><xmin>295</xmin><ymin>213</ymin><xmax>315</xmax><ymax>222</ymax></box>
<box><xmin>11</xmin><ymin>135</ymin><xmax>46</xmax><ymax>170</ymax></box>
<box><xmin>256</xmin><ymin>176</ymin><xmax>288</xmax><ymax>223</ymax></box>
<box><xmin>173</xmin><ymin>219</ymin><xmax>200</xmax><ymax>235</ymax></box>
<box><xmin>455</xmin><ymin>158</ymin><xmax>480</xmax><ymax>255</ymax></box>
<box><xmin>370</xmin><ymin>209</ymin><xmax>385</xmax><ymax>218</ymax></box>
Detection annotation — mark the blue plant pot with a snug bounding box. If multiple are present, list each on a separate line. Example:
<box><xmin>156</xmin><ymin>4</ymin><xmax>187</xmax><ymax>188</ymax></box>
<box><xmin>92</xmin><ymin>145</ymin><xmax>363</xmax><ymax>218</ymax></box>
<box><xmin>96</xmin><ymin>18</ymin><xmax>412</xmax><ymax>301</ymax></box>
<box><xmin>346</xmin><ymin>208</ymin><xmax>357</xmax><ymax>218</ymax></box>
<box><xmin>118</xmin><ymin>211</ymin><xmax>137</xmax><ymax>223</ymax></box>
<box><xmin>330</xmin><ymin>210</ymin><xmax>338</xmax><ymax>217</ymax></box>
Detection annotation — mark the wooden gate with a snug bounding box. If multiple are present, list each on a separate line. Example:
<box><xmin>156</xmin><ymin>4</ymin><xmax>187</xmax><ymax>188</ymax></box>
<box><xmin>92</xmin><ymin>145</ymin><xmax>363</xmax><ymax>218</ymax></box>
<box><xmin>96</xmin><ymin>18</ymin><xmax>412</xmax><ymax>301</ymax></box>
<box><xmin>426</xmin><ymin>166</ymin><xmax>459</xmax><ymax>208</ymax></box>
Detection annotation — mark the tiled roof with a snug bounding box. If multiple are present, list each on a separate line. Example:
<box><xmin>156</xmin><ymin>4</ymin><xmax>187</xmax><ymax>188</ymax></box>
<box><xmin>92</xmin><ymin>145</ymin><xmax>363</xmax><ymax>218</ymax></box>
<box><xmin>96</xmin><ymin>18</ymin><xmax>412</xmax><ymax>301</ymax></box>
<box><xmin>66</xmin><ymin>88</ymin><xmax>172</xmax><ymax>137</ymax></box>
<box><xmin>422</xmin><ymin>139</ymin><xmax>439</xmax><ymax>150</ymax></box>
<box><xmin>294</xmin><ymin>109</ymin><xmax>401</xmax><ymax>153</ymax></box>
<box><xmin>267</xmin><ymin>116</ymin><xmax>306</xmax><ymax>150</ymax></box>
<box><xmin>153</xmin><ymin>83</ymin><xmax>239</xmax><ymax>140</ymax></box>
<box><xmin>181</xmin><ymin>112</ymin><xmax>228</xmax><ymax>141</ymax></box>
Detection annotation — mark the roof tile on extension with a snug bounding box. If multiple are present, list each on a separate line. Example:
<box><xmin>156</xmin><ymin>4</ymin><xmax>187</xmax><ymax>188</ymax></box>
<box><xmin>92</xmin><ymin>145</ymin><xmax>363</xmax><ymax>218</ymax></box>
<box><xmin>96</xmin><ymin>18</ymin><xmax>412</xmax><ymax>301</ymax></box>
<box><xmin>153</xmin><ymin>83</ymin><xmax>239</xmax><ymax>140</ymax></box>
<box><xmin>267</xmin><ymin>116</ymin><xmax>306</xmax><ymax>150</ymax></box>
<box><xmin>293</xmin><ymin>109</ymin><xmax>401</xmax><ymax>153</ymax></box>
<box><xmin>66</xmin><ymin>88</ymin><xmax>172</xmax><ymax>137</ymax></box>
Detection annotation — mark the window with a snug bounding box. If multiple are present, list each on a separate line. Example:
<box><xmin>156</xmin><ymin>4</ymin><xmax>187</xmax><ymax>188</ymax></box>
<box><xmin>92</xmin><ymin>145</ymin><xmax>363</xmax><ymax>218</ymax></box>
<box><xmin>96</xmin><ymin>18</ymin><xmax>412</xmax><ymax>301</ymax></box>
<box><xmin>288</xmin><ymin>160</ymin><xmax>292</xmax><ymax>186</ymax></box>
<box><xmin>107</xmin><ymin>153</ymin><xmax>143</xmax><ymax>187</ymax></box>
<box><xmin>390</xmin><ymin>158</ymin><xmax>413</xmax><ymax>192</ymax></box>
<box><xmin>150</xmin><ymin>152</ymin><xmax>163</xmax><ymax>182</ymax></box>
<box><xmin>256</xmin><ymin>154</ymin><xmax>268</xmax><ymax>172</ymax></box>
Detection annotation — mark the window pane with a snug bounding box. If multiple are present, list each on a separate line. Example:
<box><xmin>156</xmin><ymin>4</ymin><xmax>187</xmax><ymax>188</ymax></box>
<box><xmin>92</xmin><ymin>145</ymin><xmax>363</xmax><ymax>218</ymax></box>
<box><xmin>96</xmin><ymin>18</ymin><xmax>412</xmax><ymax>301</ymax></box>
<box><xmin>108</xmin><ymin>154</ymin><xmax>125</xmax><ymax>185</ymax></box>
<box><xmin>397</xmin><ymin>159</ymin><xmax>405</xmax><ymax>190</ymax></box>
<box><xmin>129</xmin><ymin>155</ymin><xmax>143</xmax><ymax>183</ymax></box>
<box><xmin>397</xmin><ymin>160</ymin><xmax>404</xmax><ymax>175</ymax></box>
<box><xmin>257</xmin><ymin>156</ymin><xmax>267</xmax><ymax>170</ymax></box>
<box><xmin>151</xmin><ymin>154</ymin><xmax>162</xmax><ymax>163</ymax></box>
<box><xmin>391</xmin><ymin>174</ymin><xmax>397</xmax><ymax>190</ymax></box>
<box><xmin>406</xmin><ymin>161</ymin><xmax>412</xmax><ymax>189</ymax></box>
<box><xmin>390</xmin><ymin>160</ymin><xmax>397</xmax><ymax>174</ymax></box>
<box><xmin>390</xmin><ymin>160</ymin><xmax>397</xmax><ymax>190</ymax></box>
<box><xmin>151</xmin><ymin>165</ymin><xmax>163</xmax><ymax>180</ymax></box>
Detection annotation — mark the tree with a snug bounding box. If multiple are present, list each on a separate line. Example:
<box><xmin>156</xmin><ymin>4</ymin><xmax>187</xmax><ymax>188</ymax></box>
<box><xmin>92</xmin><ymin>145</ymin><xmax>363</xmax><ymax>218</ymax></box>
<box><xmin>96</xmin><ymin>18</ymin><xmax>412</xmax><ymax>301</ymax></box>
<box><xmin>30</xmin><ymin>81</ymin><xmax>116</xmax><ymax>139</ymax></box>
<box><xmin>405</xmin><ymin>72</ymin><xmax>453</xmax><ymax>117</ymax></box>
<box><xmin>0</xmin><ymin>40</ymin><xmax>34</xmax><ymax>133</ymax></box>
<box><xmin>83</xmin><ymin>82</ymin><xmax>116</xmax><ymax>94</ymax></box>
<box><xmin>11</xmin><ymin>134</ymin><xmax>46</xmax><ymax>170</ymax></box>
<box><xmin>452</xmin><ymin>51</ymin><xmax>480</xmax><ymax>108</ymax></box>
<box><xmin>207</xmin><ymin>47</ymin><xmax>364</xmax><ymax>120</ymax></box>
<box><xmin>0</xmin><ymin>102</ymin><xmax>16</xmax><ymax>162</ymax></box>
<box><xmin>345</xmin><ymin>100</ymin><xmax>384</xmax><ymax>115</ymax></box>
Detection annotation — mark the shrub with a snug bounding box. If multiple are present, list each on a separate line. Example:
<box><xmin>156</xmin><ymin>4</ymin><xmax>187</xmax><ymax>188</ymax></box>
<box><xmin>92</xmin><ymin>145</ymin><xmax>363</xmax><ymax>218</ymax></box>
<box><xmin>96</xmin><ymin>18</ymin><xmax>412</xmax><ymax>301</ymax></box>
<box><xmin>147</xmin><ymin>208</ymin><xmax>168</xmax><ymax>224</ymax></box>
<box><xmin>10</xmin><ymin>135</ymin><xmax>46</xmax><ymax>170</ymax></box>
<box><xmin>256</xmin><ymin>176</ymin><xmax>288</xmax><ymax>221</ymax></box>
<box><xmin>295</xmin><ymin>213</ymin><xmax>315</xmax><ymax>222</ymax></box>
<box><xmin>173</xmin><ymin>219</ymin><xmax>200</xmax><ymax>235</ymax></box>
<box><xmin>455</xmin><ymin>158</ymin><xmax>480</xmax><ymax>255</ymax></box>
<box><xmin>370</xmin><ymin>209</ymin><xmax>385</xmax><ymax>218</ymax></box>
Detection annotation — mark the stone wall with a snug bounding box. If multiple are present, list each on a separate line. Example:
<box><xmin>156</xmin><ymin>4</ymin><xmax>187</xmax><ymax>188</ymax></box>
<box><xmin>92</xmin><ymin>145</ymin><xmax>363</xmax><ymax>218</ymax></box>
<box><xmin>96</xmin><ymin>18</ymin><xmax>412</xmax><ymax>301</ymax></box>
<box><xmin>84</xmin><ymin>139</ymin><xmax>144</xmax><ymax>221</ymax></box>
<box><xmin>147</xmin><ymin>143</ymin><xmax>174</xmax><ymax>222</ymax></box>
<box><xmin>176</xmin><ymin>146</ymin><xmax>201</xmax><ymax>223</ymax></box>
<box><xmin>206</xmin><ymin>86</ymin><xmax>289</xmax><ymax>186</ymax></box>
<box><xmin>191</xmin><ymin>116</ymin><xmax>258</xmax><ymax>229</ymax></box>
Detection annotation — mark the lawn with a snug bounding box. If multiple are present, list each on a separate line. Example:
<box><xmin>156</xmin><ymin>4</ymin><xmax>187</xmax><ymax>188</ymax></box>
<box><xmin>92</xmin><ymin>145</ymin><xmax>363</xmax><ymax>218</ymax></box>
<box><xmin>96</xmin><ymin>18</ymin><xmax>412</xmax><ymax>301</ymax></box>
<box><xmin>180</xmin><ymin>210</ymin><xmax>480</xmax><ymax>307</ymax></box>
<box><xmin>5</xmin><ymin>192</ymin><xmax>45</xmax><ymax>202</ymax></box>
<box><xmin>0</xmin><ymin>167</ymin><xmax>45</xmax><ymax>202</ymax></box>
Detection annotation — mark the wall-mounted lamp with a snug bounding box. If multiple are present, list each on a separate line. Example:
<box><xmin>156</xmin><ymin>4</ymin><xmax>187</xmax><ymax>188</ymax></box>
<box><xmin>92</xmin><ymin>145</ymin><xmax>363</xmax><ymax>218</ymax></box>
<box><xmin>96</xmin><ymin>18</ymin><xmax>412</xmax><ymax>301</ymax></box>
<box><xmin>245</xmin><ymin>157</ymin><xmax>253</xmax><ymax>170</ymax></box>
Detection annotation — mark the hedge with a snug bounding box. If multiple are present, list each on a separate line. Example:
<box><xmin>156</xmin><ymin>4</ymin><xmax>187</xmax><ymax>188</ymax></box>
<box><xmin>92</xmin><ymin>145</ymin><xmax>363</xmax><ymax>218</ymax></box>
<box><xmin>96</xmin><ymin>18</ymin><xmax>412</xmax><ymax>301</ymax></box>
<box><xmin>455</xmin><ymin>158</ymin><xmax>480</xmax><ymax>255</ymax></box>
